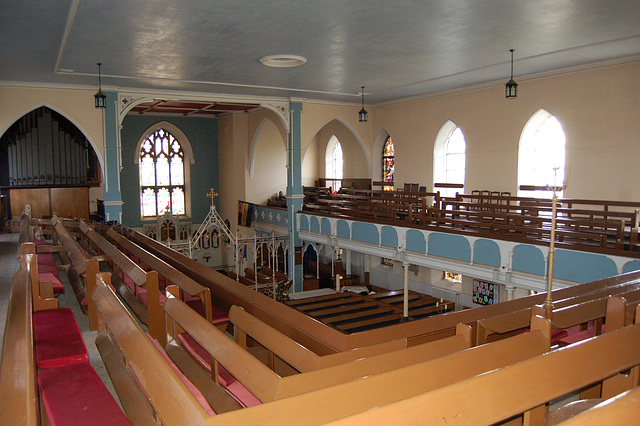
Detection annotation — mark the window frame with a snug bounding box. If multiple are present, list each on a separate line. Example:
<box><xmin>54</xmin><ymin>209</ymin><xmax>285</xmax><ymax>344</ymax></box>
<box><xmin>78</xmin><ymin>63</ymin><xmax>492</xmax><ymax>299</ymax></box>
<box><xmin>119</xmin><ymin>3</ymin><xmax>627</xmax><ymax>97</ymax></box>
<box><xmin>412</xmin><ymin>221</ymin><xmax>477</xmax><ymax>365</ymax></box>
<box><xmin>434</xmin><ymin>120</ymin><xmax>466</xmax><ymax>198</ymax></box>
<box><xmin>134</xmin><ymin>121</ymin><xmax>194</xmax><ymax>220</ymax></box>
<box><xmin>325</xmin><ymin>135</ymin><xmax>343</xmax><ymax>192</ymax></box>
<box><xmin>382</xmin><ymin>136</ymin><xmax>395</xmax><ymax>191</ymax></box>
<box><xmin>517</xmin><ymin>109</ymin><xmax>566</xmax><ymax>199</ymax></box>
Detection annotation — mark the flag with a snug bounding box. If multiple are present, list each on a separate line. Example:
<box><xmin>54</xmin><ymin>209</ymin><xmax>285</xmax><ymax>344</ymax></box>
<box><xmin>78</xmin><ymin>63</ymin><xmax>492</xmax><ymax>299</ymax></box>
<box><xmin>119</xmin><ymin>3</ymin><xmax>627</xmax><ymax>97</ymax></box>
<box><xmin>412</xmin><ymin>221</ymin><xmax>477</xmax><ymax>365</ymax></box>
<box><xmin>238</xmin><ymin>201</ymin><xmax>254</xmax><ymax>227</ymax></box>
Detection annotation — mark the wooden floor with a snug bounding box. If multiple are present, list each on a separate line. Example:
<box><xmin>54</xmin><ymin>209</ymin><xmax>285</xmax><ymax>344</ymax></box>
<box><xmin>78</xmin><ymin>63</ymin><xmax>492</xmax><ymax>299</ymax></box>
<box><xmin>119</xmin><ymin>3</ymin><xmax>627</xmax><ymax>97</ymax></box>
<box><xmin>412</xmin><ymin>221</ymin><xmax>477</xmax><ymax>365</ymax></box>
<box><xmin>286</xmin><ymin>290</ymin><xmax>455</xmax><ymax>333</ymax></box>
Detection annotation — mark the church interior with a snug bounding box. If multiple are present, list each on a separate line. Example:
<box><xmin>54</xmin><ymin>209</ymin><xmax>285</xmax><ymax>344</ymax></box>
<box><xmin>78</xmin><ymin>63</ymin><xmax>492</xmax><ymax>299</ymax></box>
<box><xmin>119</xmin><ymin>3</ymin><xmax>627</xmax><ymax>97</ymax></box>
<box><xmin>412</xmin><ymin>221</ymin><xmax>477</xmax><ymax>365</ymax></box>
<box><xmin>1</xmin><ymin>1</ymin><xmax>640</xmax><ymax>424</ymax></box>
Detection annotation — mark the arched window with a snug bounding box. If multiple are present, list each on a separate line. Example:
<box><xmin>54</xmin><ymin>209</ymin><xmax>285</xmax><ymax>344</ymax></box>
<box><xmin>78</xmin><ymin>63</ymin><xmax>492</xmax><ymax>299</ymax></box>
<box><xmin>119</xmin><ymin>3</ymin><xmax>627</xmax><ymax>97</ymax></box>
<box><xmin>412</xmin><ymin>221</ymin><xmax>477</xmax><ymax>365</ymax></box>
<box><xmin>434</xmin><ymin>121</ymin><xmax>466</xmax><ymax>198</ymax></box>
<box><xmin>382</xmin><ymin>136</ymin><xmax>394</xmax><ymax>191</ymax></box>
<box><xmin>518</xmin><ymin>110</ymin><xmax>566</xmax><ymax>198</ymax></box>
<box><xmin>138</xmin><ymin>125</ymin><xmax>190</xmax><ymax>217</ymax></box>
<box><xmin>325</xmin><ymin>135</ymin><xmax>343</xmax><ymax>191</ymax></box>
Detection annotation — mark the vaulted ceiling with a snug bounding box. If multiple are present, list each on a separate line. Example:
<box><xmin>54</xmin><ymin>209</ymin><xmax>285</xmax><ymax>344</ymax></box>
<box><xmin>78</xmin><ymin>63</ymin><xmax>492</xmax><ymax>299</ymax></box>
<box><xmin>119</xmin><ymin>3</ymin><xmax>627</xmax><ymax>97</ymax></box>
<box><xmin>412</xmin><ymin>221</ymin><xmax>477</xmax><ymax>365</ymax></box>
<box><xmin>2</xmin><ymin>1</ymin><xmax>639</xmax><ymax>106</ymax></box>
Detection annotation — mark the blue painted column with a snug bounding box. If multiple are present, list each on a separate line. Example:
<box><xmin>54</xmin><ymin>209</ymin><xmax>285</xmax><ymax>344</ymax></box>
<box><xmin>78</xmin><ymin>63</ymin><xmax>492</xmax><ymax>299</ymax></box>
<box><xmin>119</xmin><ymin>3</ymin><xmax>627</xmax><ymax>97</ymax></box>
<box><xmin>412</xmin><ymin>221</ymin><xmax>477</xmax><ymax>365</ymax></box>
<box><xmin>287</xmin><ymin>101</ymin><xmax>304</xmax><ymax>292</ymax></box>
<box><xmin>102</xmin><ymin>91</ymin><xmax>123</xmax><ymax>223</ymax></box>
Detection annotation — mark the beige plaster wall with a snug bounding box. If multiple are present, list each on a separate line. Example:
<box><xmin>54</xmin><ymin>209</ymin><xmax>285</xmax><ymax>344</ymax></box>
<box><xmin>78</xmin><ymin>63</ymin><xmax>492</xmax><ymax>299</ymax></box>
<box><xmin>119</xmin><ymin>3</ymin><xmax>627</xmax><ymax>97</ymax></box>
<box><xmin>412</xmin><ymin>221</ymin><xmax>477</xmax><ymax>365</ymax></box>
<box><xmin>370</xmin><ymin>61</ymin><xmax>640</xmax><ymax>201</ymax></box>
<box><xmin>0</xmin><ymin>86</ymin><xmax>105</xmax><ymax>202</ymax></box>
<box><xmin>218</xmin><ymin>113</ymin><xmax>248</xmax><ymax>232</ymax></box>
<box><xmin>246</xmin><ymin>118</ymin><xmax>287</xmax><ymax>204</ymax></box>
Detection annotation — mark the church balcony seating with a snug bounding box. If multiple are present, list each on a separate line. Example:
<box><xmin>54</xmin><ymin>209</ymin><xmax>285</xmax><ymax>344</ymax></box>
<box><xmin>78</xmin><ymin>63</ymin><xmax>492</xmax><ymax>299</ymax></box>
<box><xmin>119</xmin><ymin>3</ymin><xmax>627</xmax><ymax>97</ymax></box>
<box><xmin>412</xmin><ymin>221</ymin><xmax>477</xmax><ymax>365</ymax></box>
<box><xmin>0</xmin><ymin>250</ymin><xmax>129</xmax><ymax>425</ymax></box>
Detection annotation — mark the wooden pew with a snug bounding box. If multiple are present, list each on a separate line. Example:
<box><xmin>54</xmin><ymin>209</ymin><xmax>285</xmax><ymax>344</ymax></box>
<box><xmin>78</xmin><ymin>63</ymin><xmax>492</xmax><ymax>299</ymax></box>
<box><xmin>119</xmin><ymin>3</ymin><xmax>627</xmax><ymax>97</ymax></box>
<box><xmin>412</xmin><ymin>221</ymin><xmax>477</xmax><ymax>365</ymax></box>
<box><xmin>81</xmin><ymin>222</ymin><xmax>165</xmax><ymax>345</ymax></box>
<box><xmin>123</xmin><ymin>224</ymin><xmax>640</xmax><ymax>352</ymax></box>
<box><xmin>92</xmin><ymin>273</ymin><xmax>213</xmax><ymax>425</ymax></box>
<box><xmin>0</xmin><ymin>253</ymin><xmax>38</xmax><ymax>425</ymax></box>
<box><xmin>20</xmin><ymin>243</ymin><xmax>58</xmax><ymax>312</ymax></box>
<box><xmin>105</xmin><ymin>228</ymin><xmax>228</xmax><ymax>331</ymax></box>
<box><xmin>476</xmin><ymin>287</ymin><xmax>640</xmax><ymax>345</ymax></box>
<box><xmin>51</xmin><ymin>216</ymin><xmax>101</xmax><ymax>325</ymax></box>
<box><xmin>557</xmin><ymin>386</ymin><xmax>640</xmax><ymax>425</ymax></box>
<box><xmin>199</xmin><ymin>312</ymin><xmax>551</xmax><ymax>424</ymax></box>
<box><xmin>230</xmin><ymin>305</ymin><xmax>408</xmax><ymax>372</ymax></box>
<box><xmin>329</xmin><ymin>309</ymin><xmax>640</xmax><ymax>425</ymax></box>
<box><xmin>3</xmin><ymin>250</ymin><xmax>129</xmax><ymax>425</ymax></box>
<box><xmin>165</xmin><ymin>294</ymin><xmax>493</xmax><ymax>405</ymax></box>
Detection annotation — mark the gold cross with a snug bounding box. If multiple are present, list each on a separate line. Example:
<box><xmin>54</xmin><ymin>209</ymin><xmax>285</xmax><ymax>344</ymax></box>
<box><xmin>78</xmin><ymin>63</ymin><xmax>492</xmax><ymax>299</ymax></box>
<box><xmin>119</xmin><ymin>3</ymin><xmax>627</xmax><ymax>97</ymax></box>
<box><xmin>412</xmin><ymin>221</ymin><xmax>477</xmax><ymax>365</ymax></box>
<box><xmin>207</xmin><ymin>188</ymin><xmax>219</xmax><ymax>207</ymax></box>
<box><xmin>162</xmin><ymin>222</ymin><xmax>173</xmax><ymax>243</ymax></box>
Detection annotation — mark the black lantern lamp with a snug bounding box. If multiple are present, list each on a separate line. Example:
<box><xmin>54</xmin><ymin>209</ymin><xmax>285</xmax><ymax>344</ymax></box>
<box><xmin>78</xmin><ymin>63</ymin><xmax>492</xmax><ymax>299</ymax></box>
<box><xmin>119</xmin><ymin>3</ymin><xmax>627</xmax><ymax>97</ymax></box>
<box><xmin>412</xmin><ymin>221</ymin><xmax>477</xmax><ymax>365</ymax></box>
<box><xmin>505</xmin><ymin>49</ymin><xmax>518</xmax><ymax>99</ymax></box>
<box><xmin>94</xmin><ymin>63</ymin><xmax>107</xmax><ymax>109</ymax></box>
<box><xmin>358</xmin><ymin>86</ymin><xmax>368</xmax><ymax>122</ymax></box>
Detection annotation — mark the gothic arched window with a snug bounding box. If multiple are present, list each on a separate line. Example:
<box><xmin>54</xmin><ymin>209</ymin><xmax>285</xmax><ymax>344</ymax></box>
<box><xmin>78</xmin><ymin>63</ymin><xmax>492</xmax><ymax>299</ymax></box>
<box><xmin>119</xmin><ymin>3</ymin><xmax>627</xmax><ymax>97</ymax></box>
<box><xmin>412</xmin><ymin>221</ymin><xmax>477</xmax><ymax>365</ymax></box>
<box><xmin>325</xmin><ymin>135</ymin><xmax>343</xmax><ymax>191</ymax></box>
<box><xmin>382</xmin><ymin>136</ymin><xmax>395</xmax><ymax>191</ymax></box>
<box><xmin>518</xmin><ymin>109</ymin><xmax>566</xmax><ymax>198</ymax></box>
<box><xmin>139</xmin><ymin>127</ymin><xmax>187</xmax><ymax>217</ymax></box>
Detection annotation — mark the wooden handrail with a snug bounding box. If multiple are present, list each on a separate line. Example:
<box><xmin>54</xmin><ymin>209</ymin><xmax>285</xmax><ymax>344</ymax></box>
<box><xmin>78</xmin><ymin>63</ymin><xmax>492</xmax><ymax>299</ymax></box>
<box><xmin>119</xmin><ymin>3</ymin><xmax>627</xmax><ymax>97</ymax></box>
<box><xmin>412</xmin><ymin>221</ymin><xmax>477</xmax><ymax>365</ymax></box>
<box><xmin>107</xmin><ymin>228</ymin><xmax>214</xmax><ymax>323</ymax></box>
<box><xmin>93</xmin><ymin>274</ymin><xmax>209</xmax><ymax>425</ymax></box>
<box><xmin>0</xmin><ymin>254</ymin><xmax>38</xmax><ymax>426</ymax></box>
<box><xmin>330</xmin><ymin>318</ymin><xmax>640</xmax><ymax>425</ymax></box>
<box><xmin>84</xmin><ymin>225</ymin><xmax>165</xmax><ymax>345</ymax></box>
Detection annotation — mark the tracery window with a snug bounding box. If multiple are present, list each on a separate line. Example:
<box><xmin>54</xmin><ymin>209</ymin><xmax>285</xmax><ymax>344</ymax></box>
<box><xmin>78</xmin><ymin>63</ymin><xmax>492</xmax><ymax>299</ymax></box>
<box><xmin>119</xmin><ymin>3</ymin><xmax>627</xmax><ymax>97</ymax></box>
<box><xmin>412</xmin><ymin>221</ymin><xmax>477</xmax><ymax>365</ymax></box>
<box><xmin>382</xmin><ymin>136</ymin><xmax>395</xmax><ymax>191</ymax></box>
<box><xmin>139</xmin><ymin>128</ymin><xmax>186</xmax><ymax>217</ymax></box>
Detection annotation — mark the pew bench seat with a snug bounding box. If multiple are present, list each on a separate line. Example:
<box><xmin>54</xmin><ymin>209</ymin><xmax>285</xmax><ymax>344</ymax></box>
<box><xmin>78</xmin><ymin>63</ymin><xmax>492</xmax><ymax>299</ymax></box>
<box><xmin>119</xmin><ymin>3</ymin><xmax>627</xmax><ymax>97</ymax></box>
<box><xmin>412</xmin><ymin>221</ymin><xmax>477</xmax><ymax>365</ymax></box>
<box><xmin>116</xmin><ymin>271</ymin><xmax>167</xmax><ymax>307</ymax></box>
<box><xmin>185</xmin><ymin>296</ymin><xmax>230</xmax><ymax>327</ymax></box>
<box><xmin>38</xmin><ymin>361</ymin><xmax>131</xmax><ymax>426</ymax></box>
<box><xmin>177</xmin><ymin>332</ymin><xmax>262</xmax><ymax>408</ymax></box>
<box><xmin>36</xmin><ymin>250</ymin><xmax>64</xmax><ymax>294</ymax></box>
<box><xmin>33</xmin><ymin>308</ymin><xmax>88</xmax><ymax>369</ymax></box>
<box><xmin>39</xmin><ymin>272</ymin><xmax>65</xmax><ymax>294</ymax></box>
<box><xmin>557</xmin><ymin>321</ymin><xmax>597</xmax><ymax>347</ymax></box>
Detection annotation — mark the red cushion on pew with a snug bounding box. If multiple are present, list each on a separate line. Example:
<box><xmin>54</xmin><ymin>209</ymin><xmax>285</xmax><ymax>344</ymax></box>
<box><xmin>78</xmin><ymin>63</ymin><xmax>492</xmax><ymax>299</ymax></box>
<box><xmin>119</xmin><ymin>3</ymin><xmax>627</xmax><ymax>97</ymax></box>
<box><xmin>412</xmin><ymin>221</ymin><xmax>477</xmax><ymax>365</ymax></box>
<box><xmin>33</xmin><ymin>308</ymin><xmax>88</xmax><ymax>369</ymax></box>
<box><xmin>34</xmin><ymin>237</ymin><xmax>52</xmax><ymax>246</ymax></box>
<box><xmin>38</xmin><ymin>362</ymin><xmax>131</xmax><ymax>426</ymax></box>
<box><xmin>185</xmin><ymin>299</ymin><xmax>230</xmax><ymax>325</ymax></box>
<box><xmin>176</xmin><ymin>333</ymin><xmax>261</xmax><ymax>407</ymax></box>
<box><xmin>177</xmin><ymin>333</ymin><xmax>236</xmax><ymax>385</ymax></box>
<box><xmin>557</xmin><ymin>321</ymin><xmax>596</xmax><ymax>347</ymax></box>
<box><xmin>147</xmin><ymin>335</ymin><xmax>215</xmax><ymax>416</ymax></box>
<box><xmin>116</xmin><ymin>272</ymin><xmax>166</xmax><ymax>307</ymax></box>
<box><xmin>37</xmin><ymin>252</ymin><xmax>60</xmax><ymax>276</ymax></box>
<box><xmin>39</xmin><ymin>272</ymin><xmax>65</xmax><ymax>294</ymax></box>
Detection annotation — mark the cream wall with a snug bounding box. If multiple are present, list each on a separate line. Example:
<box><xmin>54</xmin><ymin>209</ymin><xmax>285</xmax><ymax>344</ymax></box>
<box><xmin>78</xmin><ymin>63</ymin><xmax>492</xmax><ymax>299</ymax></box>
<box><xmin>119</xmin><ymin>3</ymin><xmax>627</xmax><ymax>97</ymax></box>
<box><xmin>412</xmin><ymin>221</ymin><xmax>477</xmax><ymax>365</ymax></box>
<box><xmin>246</xmin><ymin>118</ymin><xmax>287</xmax><ymax>204</ymax></box>
<box><xmin>300</xmin><ymin>103</ymin><xmax>372</xmax><ymax>185</ymax></box>
<box><xmin>0</xmin><ymin>86</ymin><xmax>104</xmax><ymax>170</ymax></box>
<box><xmin>0</xmin><ymin>86</ymin><xmax>106</xmax><ymax>203</ymax></box>
<box><xmin>370</xmin><ymin>61</ymin><xmax>640</xmax><ymax>200</ymax></box>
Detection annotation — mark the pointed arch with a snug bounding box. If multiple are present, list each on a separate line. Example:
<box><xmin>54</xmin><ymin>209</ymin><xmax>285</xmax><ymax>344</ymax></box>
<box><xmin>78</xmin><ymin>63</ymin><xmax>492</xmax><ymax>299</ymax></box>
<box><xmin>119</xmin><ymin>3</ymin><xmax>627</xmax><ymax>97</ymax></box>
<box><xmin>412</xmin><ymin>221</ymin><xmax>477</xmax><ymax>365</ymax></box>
<box><xmin>302</xmin><ymin>116</ymin><xmax>371</xmax><ymax>176</ymax></box>
<box><xmin>518</xmin><ymin>109</ymin><xmax>566</xmax><ymax>198</ymax></box>
<box><xmin>0</xmin><ymin>103</ymin><xmax>105</xmax><ymax>184</ymax></box>
<box><xmin>135</xmin><ymin>121</ymin><xmax>193</xmax><ymax>218</ymax></box>
<box><xmin>433</xmin><ymin>120</ymin><xmax>466</xmax><ymax>197</ymax></box>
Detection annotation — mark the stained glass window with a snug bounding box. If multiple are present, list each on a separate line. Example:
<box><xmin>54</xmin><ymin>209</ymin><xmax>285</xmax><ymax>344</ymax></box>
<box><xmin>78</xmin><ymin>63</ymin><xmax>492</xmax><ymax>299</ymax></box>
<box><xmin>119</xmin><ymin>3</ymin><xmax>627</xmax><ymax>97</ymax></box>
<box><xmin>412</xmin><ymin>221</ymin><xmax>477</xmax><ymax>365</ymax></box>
<box><xmin>139</xmin><ymin>128</ymin><xmax>186</xmax><ymax>217</ymax></box>
<box><xmin>382</xmin><ymin>136</ymin><xmax>394</xmax><ymax>191</ymax></box>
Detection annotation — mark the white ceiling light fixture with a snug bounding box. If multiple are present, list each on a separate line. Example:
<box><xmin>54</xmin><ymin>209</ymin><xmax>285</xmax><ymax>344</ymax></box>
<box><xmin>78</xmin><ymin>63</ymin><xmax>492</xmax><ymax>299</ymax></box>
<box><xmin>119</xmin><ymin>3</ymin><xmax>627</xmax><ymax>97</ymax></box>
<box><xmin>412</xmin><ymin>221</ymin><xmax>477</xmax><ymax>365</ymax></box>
<box><xmin>260</xmin><ymin>54</ymin><xmax>307</xmax><ymax>68</ymax></box>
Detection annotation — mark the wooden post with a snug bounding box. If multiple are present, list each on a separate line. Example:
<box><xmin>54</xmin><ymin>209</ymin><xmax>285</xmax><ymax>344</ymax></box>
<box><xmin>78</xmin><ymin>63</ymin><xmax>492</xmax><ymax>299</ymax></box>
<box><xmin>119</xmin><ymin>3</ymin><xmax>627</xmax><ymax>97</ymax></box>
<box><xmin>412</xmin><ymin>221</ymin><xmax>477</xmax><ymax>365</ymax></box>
<box><xmin>544</xmin><ymin>190</ymin><xmax>558</xmax><ymax>319</ymax></box>
<box><xmin>403</xmin><ymin>262</ymin><xmax>410</xmax><ymax>320</ymax></box>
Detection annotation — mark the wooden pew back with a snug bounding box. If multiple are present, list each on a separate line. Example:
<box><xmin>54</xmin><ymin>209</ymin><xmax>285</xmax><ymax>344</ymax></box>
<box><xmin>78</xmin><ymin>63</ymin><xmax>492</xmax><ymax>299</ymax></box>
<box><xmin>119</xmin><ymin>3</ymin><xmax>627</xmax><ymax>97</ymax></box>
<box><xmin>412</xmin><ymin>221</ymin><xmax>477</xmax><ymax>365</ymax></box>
<box><xmin>205</xmin><ymin>313</ymin><xmax>551</xmax><ymax>424</ymax></box>
<box><xmin>0</xmin><ymin>253</ymin><xmax>38</xmax><ymax>425</ymax></box>
<box><xmin>92</xmin><ymin>274</ymin><xmax>209</xmax><ymax>425</ymax></box>
<box><xmin>229</xmin><ymin>305</ymin><xmax>407</xmax><ymax>373</ymax></box>
<box><xmin>106</xmin><ymin>228</ymin><xmax>214</xmax><ymax>323</ymax></box>
<box><xmin>81</xmin><ymin>223</ymin><xmax>165</xmax><ymax>345</ymax></box>
<box><xmin>331</xmin><ymin>315</ymin><xmax>640</xmax><ymax>425</ymax></box>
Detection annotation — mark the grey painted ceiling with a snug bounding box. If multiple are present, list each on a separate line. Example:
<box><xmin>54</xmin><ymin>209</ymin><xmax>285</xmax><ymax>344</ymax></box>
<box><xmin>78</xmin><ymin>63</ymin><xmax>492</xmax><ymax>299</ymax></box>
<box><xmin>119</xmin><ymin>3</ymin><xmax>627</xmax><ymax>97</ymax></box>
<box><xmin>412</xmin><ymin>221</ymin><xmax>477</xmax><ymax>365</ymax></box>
<box><xmin>1</xmin><ymin>1</ymin><xmax>640</xmax><ymax>105</ymax></box>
